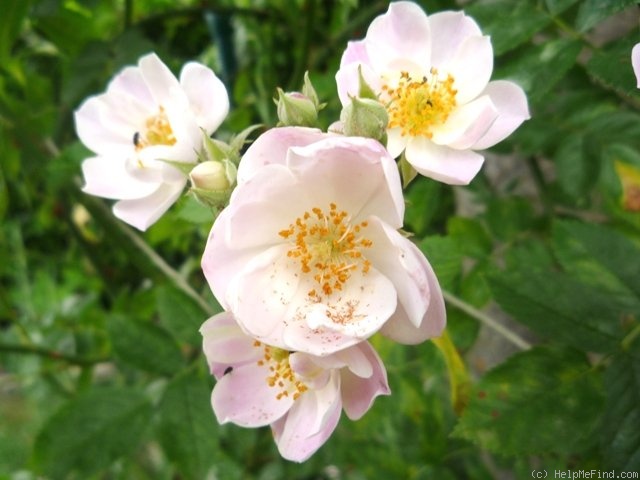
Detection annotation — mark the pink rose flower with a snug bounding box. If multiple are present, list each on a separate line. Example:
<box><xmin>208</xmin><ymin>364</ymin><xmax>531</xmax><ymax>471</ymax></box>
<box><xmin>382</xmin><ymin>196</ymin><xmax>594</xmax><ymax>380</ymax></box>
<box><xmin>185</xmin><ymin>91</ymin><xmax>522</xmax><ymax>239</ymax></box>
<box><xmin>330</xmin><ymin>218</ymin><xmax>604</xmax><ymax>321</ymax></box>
<box><xmin>201</xmin><ymin>311</ymin><xmax>390</xmax><ymax>462</ymax></box>
<box><xmin>336</xmin><ymin>1</ymin><xmax>530</xmax><ymax>185</ymax></box>
<box><xmin>201</xmin><ymin>127</ymin><xmax>446</xmax><ymax>356</ymax></box>
<box><xmin>75</xmin><ymin>53</ymin><xmax>229</xmax><ymax>230</ymax></box>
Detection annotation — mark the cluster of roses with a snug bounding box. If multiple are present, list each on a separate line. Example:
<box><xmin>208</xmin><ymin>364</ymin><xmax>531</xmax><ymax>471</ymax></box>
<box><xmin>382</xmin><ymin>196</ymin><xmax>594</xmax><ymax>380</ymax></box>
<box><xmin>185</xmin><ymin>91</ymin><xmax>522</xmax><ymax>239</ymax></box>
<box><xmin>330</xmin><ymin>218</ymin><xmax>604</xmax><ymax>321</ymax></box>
<box><xmin>74</xmin><ymin>2</ymin><xmax>530</xmax><ymax>462</ymax></box>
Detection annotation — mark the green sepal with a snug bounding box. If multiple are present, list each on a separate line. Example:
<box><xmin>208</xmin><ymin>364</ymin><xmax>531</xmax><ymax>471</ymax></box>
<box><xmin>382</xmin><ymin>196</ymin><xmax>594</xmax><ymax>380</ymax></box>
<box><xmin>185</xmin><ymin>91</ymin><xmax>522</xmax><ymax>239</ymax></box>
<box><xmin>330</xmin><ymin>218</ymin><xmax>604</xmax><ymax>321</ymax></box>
<box><xmin>399</xmin><ymin>153</ymin><xmax>418</xmax><ymax>189</ymax></box>
<box><xmin>358</xmin><ymin>64</ymin><xmax>378</xmax><ymax>100</ymax></box>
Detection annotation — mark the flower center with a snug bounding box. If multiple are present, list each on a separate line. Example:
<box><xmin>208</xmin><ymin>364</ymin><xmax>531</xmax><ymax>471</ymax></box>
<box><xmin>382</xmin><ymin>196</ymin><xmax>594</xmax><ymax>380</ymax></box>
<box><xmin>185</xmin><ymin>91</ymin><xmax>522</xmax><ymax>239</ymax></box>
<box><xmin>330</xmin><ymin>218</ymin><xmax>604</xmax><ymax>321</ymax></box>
<box><xmin>255</xmin><ymin>341</ymin><xmax>308</xmax><ymax>401</ymax></box>
<box><xmin>381</xmin><ymin>69</ymin><xmax>457</xmax><ymax>139</ymax></box>
<box><xmin>133</xmin><ymin>106</ymin><xmax>177</xmax><ymax>150</ymax></box>
<box><xmin>278</xmin><ymin>203</ymin><xmax>372</xmax><ymax>299</ymax></box>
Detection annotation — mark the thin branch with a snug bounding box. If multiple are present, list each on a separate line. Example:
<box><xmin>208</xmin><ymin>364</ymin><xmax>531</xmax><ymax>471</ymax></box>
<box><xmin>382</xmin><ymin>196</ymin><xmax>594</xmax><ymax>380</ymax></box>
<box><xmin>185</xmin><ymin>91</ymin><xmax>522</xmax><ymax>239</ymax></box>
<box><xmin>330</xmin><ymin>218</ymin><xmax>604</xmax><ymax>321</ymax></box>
<box><xmin>113</xmin><ymin>214</ymin><xmax>215</xmax><ymax>316</ymax></box>
<box><xmin>442</xmin><ymin>290</ymin><xmax>532</xmax><ymax>351</ymax></box>
<box><xmin>0</xmin><ymin>343</ymin><xmax>108</xmax><ymax>366</ymax></box>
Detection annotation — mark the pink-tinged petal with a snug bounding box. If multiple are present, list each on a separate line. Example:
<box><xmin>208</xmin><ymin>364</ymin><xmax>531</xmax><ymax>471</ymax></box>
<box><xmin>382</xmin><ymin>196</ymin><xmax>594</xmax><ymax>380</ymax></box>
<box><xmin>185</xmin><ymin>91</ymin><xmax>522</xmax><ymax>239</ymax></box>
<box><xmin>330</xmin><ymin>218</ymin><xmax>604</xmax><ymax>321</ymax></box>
<box><xmin>180</xmin><ymin>61</ymin><xmax>229</xmax><ymax>133</ymax></box>
<box><xmin>365</xmin><ymin>1</ymin><xmax>431</xmax><ymax>73</ymax></box>
<box><xmin>309</xmin><ymin>345</ymin><xmax>373</xmax><ymax>379</ymax></box>
<box><xmin>211</xmin><ymin>362</ymin><xmax>294</xmax><ymax>428</ymax></box>
<box><xmin>225</xmin><ymin>244</ymin><xmax>297</xmax><ymax>347</ymax></box>
<box><xmin>335</xmin><ymin>61</ymin><xmax>381</xmax><ymax>106</ymax></box>
<box><xmin>297</xmin><ymin>267</ymin><xmax>398</xmax><ymax>340</ymax></box>
<box><xmin>386</xmin><ymin>126</ymin><xmax>408</xmax><ymax>158</ymax></box>
<box><xmin>431</xmin><ymin>95</ymin><xmax>498</xmax><ymax>150</ymax></box>
<box><xmin>380</xmin><ymin>241</ymin><xmax>446</xmax><ymax>343</ymax></box>
<box><xmin>341</xmin><ymin>342</ymin><xmax>390</xmax><ymax>420</ymax></box>
<box><xmin>428</xmin><ymin>11</ymin><xmax>482</xmax><ymax>69</ymax></box>
<box><xmin>107</xmin><ymin>65</ymin><xmax>155</xmax><ymax>110</ymax></box>
<box><xmin>286</xmin><ymin>136</ymin><xmax>404</xmax><ymax>228</ymax></box>
<box><xmin>201</xmin><ymin>209</ymin><xmax>271</xmax><ymax>309</ymax></box>
<box><xmin>272</xmin><ymin>374</ymin><xmax>342</xmax><ymax>462</ymax></box>
<box><xmin>237</xmin><ymin>127</ymin><xmax>329</xmax><ymax>184</ymax></box>
<box><xmin>405</xmin><ymin>137</ymin><xmax>485</xmax><ymax>185</ymax></box>
<box><xmin>289</xmin><ymin>353</ymin><xmax>331</xmax><ymax>390</ymax></box>
<box><xmin>633</xmin><ymin>43</ymin><xmax>640</xmax><ymax>88</ymax></box>
<box><xmin>74</xmin><ymin>97</ymin><xmax>133</xmax><ymax>157</ymax></box>
<box><xmin>81</xmin><ymin>156</ymin><xmax>158</xmax><ymax>200</ymax></box>
<box><xmin>112</xmin><ymin>180</ymin><xmax>185</xmax><ymax>231</ymax></box>
<box><xmin>200</xmin><ymin>312</ymin><xmax>260</xmax><ymax>377</ymax></box>
<box><xmin>339</xmin><ymin>40</ymin><xmax>369</xmax><ymax>68</ymax></box>
<box><xmin>364</xmin><ymin>217</ymin><xmax>430</xmax><ymax>327</ymax></box>
<box><xmin>472</xmin><ymin>80</ymin><xmax>530</xmax><ymax>150</ymax></box>
<box><xmin>138</xmin><ymin>53</ymin><xmax>184</xmax><ymax>107</ymax></box>
<box><xmin>446</xmin><ymin>35</ymin><xmax>493</xmax><ymax>105</ymax></box>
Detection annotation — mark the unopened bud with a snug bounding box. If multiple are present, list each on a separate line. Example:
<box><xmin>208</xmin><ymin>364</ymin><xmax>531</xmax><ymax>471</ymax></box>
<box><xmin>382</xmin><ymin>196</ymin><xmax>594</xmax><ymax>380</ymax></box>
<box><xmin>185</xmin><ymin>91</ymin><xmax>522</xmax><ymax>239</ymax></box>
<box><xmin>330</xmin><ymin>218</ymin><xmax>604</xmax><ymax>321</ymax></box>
<box><xmin>340</xmin><ymin>96</ymin><xmax>389</xmax><ymax>142</ymax></box>
<box><xmin>189</xmin><ymin>159</ymin><xmax>237</xmax><ymax>208</ymax></box>
<box><xmin>189</xmin><ymin>161</ymin><xmax>232</xmax><ymax>191</ymax></box>
<box><xmin>275</xmin><ymin>88</ymin><xmax>318</xmax><ymax>127</ymax></box>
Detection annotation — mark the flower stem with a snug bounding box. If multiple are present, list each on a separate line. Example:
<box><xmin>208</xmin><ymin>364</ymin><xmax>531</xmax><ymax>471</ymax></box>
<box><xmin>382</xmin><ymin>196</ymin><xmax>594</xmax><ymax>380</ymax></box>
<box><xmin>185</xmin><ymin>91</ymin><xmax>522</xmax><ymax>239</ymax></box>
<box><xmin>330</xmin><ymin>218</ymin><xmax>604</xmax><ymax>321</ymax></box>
<box><xmin>442</xmin><ymin>290</ymin><xmax>532</xmax><ymax>351</ymax></box>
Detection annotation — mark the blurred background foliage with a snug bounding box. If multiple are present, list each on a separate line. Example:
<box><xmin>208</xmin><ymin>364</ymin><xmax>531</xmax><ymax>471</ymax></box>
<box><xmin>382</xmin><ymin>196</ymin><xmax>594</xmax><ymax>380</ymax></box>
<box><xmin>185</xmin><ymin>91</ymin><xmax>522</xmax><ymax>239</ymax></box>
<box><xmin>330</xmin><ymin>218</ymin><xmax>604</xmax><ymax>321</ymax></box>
<box><xmin>1</xmin><ymin>0</ymin><xmax>640</xmax><ymax>478</ymax></box>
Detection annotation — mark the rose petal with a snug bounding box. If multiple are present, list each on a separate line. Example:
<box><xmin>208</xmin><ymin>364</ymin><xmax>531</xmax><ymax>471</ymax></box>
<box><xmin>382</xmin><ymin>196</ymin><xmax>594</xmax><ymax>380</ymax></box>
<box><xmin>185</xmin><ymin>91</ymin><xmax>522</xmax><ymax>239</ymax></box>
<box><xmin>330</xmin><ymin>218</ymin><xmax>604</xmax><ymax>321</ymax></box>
<box><xmin>341</xmin><ymin>342</ymin><xmax>390</xmax><ymax>420</ymax></box>
<box><xmin>431</xmin><ymin>95</ymin><xmax>498</xmax><ymax>150</ymax></box>
<box><xmin>633</xmin><ymin>43</ymin><xmax>640</xmax><ymax>88</ymax></box>
<box><xmin>237</xmin><ymin>127</ymin><xmax>329</xmax><ymax>184</ymax></box>
<box><xmin>74</xmin><ymin>97</ymin><xmax>133</xmax><ymax>157</ymax></box>
<box><xmin>272</xmin><ymin>374</ymin><xmax>342</xmax><ymax>462</ymax></box>
<box><xmin>200</xmin><ymin>312</ymin><xmax>261</xmax><ymax>377</ymax></box>
<box><xmin>180</xmin><ymin>61</ymin><xmax>230</xmax><ymax>134</ymax></box>
<box><xmin>446</xmin><ymin>35</ymin><xmax>493</xmax><ymax>105</ymax></box>
<box><xmin>364</xmin><ymin>217</ymin><xmax>431</xmax><ymax>327</ymax></box>
<box><xmin>380</xmin><ymin>241</ymin><xmax>446</xmax><ymax>343</ymax></box>
<box><xmin>112</xmin><ymin>180</ymin><xmax>185</xmax><ymax>230</ymax></box>
<box><xmin>428</xmin><ymin>11</ymin><xmax>482</xmax><ymax>69</ymax></box>
<box><xmin>472</xmin><ymin>80</ymin><xmax>530</xmax><ymax>150</ymax></box>
<box><xmin>335</xmin><ymin>61</ymin><xmax>381</xmax><ymax>106</ymax></box>
<box><xmin>384</xmin><ymin>127</ymin><xmax>406</xmax><ymax>159</ymax></box>
<box><xmin>285</xmin><ymin>136</ymin><xmax>404</xmax><ymax>228</ymax></box>
<box><xmin>405</xmin><ymin>137</ymin><xmax>485</xmax><ymax>185</ymax></box>
<box><xmin>138</xmin><ymin>53</ymin><xmax>184</xmax><ymax>107</ymax></box>
<box><xmin>211</xmin><ymin>362</ymin><xmax>294</xmax><ymax>428</ymax></box>
<box><xmin>365</xmin><ymin>1</ymin><xmax>431</xmax><ymax>73</ymax></box>
<box><xmin>81</xmin><ymin>156</ymin><xmax>158</xmax><ymax>200</ymax></box>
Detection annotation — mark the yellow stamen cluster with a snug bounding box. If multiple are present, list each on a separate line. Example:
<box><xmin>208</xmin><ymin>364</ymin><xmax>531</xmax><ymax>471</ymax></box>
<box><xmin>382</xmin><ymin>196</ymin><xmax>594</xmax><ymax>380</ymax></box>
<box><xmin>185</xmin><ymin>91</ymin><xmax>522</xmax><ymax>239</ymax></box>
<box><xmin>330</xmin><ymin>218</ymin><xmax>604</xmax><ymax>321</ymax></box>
<box><xmin>382</xmin><ymin>69</ymin><xmax>457</xmax><ymax>139</ymax></box>
<box><xmin>255</xmin><ymin>341</ymin><xmax>308</xmax><ymax>401</ymax></box>
<box><xmin>278</xmin><ymin>203</ymin><xmax>373</xmax><ymax>299</ymax></box>
<box><xmin>134</xmin><ymin>106</ymin><xmax>177</xmax><ymax>150</ymax></box>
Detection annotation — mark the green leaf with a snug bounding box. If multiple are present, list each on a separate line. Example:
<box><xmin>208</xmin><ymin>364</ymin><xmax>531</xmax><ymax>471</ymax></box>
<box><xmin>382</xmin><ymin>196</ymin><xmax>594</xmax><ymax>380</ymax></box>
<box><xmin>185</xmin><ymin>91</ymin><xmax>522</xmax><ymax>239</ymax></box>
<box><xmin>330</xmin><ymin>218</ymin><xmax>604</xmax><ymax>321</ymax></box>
<box><xmin>601</xmin><ymin>352</ymin><xmax>640</xmax><ymax>470</ymax></box>
<box><xmin>466</xmin><ymin>0</ymin><xmax>551</xmax><ymax>55</ymax></box>
<box><xmin>488</xmin><ymin>270</ymin><xmax>626</xmax><ymax>352</ymax></box>
<box><xmin>419</xmin><ymin>235</ymin><xmax>462</xmax><ymax>290</ymax></box>
<box><xmin>575</xmin><ymin>0</ymin><xmax>637</xmax><ymax>32</ymax></box>
<box><xmin>447</xmin><ymin>217</ymin><xmax>492</xmax><ymax>259</ymax></box>
<box><xmin>544</xmin><ymin>0</ymin><xmax>580</xmax><ymax>15</ymax></box>
<box><xmin>33</xmin><ymin>387</ymin><xmax>152</xmax><ymax>478</ymax></box>
<box><xmin>587</xmin><ymin>35</ymin><xmax>639</xmax><ymax>98</ymax></box>
<box><xmin>553</xmin><ymin>220</ymin><xmax>640</xmax><ymax>301</ymax></box>
<box><xmin>156</xmin><ymin>284</ymin><xmax>214</xmax><ymax>346</ymax></box>
<box><xmin>107</xmin><ymin>314</ymin><xmax>184</xmax><ymax>376</ymax></box>
<box><xmin>0</xmin><ymin>0</ymin><xmax>30</xmax><ymax>62</ymax></box>
<box><xmin>454</xmin><ymin>346</ymin><xmax>603</xmax><ymax>455</ymax></box>
<box><xmin>496</xmin><ymin>38</ymin><xmax>582</xmax><ymax>103</ymax></box>
<box><xmin>554</xmin><ymin>133</ymin><xmax>598</xmax><ymax>199</ymax></box>
<box><xmin>157</xmin><ymin>369</ymin><xmax>220</xmax><ymax>478</ymax></box>
<box><xmin>484</xmin><ymin>197</ymin><xmax>535</xmax><ymax>242</ymax></box>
